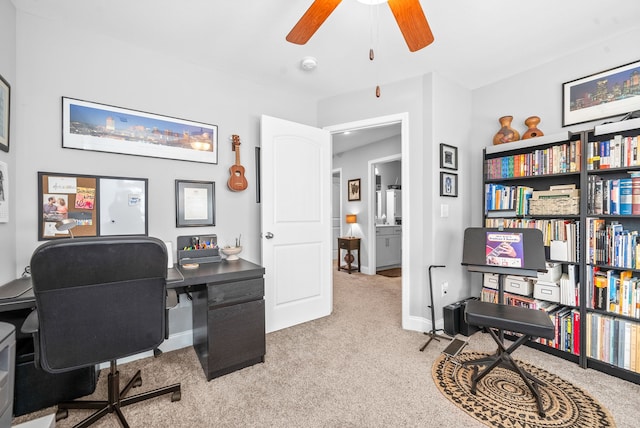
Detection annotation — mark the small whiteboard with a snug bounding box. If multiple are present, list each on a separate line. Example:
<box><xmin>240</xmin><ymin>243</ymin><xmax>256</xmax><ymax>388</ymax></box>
<box><xmin>99</xmin><ymin>178</ymin><xmax>147</xmax><ymax>236</ymax></box>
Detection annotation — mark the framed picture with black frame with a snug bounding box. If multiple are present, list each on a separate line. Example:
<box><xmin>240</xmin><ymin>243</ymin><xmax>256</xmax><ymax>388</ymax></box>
<box><xmin>0</xmin><ymin>73</ymin><xmax>10</xmax><ymax>153</ymax></box>
<box><xmin>562</xmin><ymin>59</ymin><xmax>640</xmax><ymax>126</ymax></box>
<box><xmin>348</xmin><ymin>178</ymin><xmax>361</xmax><ymax>201</ymax></box>
<box><xmin>175</xmin><ymin>180</ymin><xmax>215</xmax><ymax>227</ymax></box>
<box><xmin>440</xmin><ymin>143</ymin><xmax>458</xmax><ymax>170</ymax></box>
<box><xmin>440</xmin><ymin>172</ymin><xmax>458</xmax><ymax>197</ymax></box>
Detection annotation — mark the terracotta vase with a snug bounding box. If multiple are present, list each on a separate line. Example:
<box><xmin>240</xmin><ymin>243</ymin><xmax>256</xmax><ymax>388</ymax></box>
<box><xmin>492</xmin><ymin>115</ymin><xmax>520</xmax><ymax>145</ymax></box>
<box><xmin>522</xmin><ymin>116</ymin><xmax>544</xmax><ymax>140</ymax></box>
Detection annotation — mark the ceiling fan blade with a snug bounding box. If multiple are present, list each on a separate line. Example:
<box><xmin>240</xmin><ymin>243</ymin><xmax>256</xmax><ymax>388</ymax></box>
<box><xmin>387</xmin><ymin>0</ymin><xmax>434</xmax><ymax>52</ymax></box>
<box><xmin>286</xmin><ymin>0</ymin><xmax>342</xmax><ymax>45</ymax></box>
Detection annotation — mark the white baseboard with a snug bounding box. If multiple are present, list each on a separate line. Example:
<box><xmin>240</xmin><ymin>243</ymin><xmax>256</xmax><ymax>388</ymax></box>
<box><xmin>405</xmin><ymin>314</ymin><xmax>444</xmax><ymax>333</ymax></box>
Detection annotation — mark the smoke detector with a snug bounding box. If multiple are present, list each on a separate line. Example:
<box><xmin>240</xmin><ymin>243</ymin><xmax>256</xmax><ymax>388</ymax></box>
<box><xmin>300</xmin><ymin>56</ymin><xmax>318</xmax><ymax>71</ymax></box>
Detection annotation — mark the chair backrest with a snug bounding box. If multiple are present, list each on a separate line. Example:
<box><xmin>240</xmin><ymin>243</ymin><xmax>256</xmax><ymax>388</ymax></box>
<box><xmin>30</xmin><ymin>236</ymin><xmax>168</xmax><ymax>373</ymax></box>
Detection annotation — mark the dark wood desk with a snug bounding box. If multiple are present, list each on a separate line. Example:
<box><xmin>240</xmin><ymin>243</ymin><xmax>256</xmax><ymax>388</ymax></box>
<box><xmin>0</xmin><ymin>259</ymin><xmax>266</xmax><ymax>382</ymax></box>
<box><xmin>337</xmin><ymin>237</ymin><xmax>361</xmax><ymax>274</ymax></box>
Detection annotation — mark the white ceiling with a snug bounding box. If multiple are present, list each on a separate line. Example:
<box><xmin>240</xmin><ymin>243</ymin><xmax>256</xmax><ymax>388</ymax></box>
<box><xmin>12</xmin><ymin>0</ymin><xmax>640</xmax><ymax>101</ymax></box>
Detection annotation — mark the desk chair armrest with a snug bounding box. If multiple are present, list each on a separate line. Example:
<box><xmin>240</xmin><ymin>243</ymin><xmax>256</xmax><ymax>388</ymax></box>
<box><xmin>166</xmin><ymin>289</ymin><xmax>178</xmax><ymax>309</ymax></box>
<box><xmin>21</xmin><ymin>309</ymin><xmax>39</xmax><ymax>335</ymax></box>
<box><xmin>20</xmin><ymin>310</ymin><xmax>43</xmax><ymax>369</ymax></box>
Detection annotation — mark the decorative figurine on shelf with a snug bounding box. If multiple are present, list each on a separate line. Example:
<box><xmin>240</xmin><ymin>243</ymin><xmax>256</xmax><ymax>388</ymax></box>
<box><xmin>522</xmin><ymin>116</ymin><xmax>544</xmax><ymax>140</ymax></box>
<box><xmin>492</xmin><ymin>115</ymin><xmax>520</xmax><ymax>145</ymax></box>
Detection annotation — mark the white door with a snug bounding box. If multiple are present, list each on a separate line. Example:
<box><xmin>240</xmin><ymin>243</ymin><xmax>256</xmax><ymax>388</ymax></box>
<box><xmin>260</xmin><ymin>115</ymin><xmax>332</xmax><ymax>333</ymax></box>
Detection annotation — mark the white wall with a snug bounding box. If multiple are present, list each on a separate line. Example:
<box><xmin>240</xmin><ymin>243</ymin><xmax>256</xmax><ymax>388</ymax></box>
<box><xmin>430</xmin><ymin>73</ymin><xmax>473</xmax><ymax>308</ymax></box>
<box><xmin>0</xmin><ymin>0</ymin><xmax>16</xmax><ymax>285</ymax></box>
<box><xmin>332</xmin><ymin>136</ymin><xmax>401</xmax><ymax>271</ymax></box>
<box><xmin>12</xmin><ymin>11</ymin><xmax>317</xmax><ymax>279</ymax></box>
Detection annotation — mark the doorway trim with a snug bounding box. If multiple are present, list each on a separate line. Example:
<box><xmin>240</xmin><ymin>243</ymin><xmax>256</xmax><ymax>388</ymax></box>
<box><xmin>325</xmin><ymin>112</ymin><xmax>410</xmax><ymax>329</ymax></box>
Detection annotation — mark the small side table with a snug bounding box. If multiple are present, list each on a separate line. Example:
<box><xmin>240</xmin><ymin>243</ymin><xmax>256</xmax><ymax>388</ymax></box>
<box><xmin>338</xmin><ymin>237</ymin><xmax>361</xmax><ymax>274</ymax></box>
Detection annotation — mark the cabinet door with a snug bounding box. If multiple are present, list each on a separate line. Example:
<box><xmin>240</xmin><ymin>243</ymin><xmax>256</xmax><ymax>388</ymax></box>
<box><xmin>387</xmin><ymin>234</ymin><xmax>402</xmax><ymax>266</ymax></box>
<box><xmin>376</xmin><ymin>236</ymin><xmax>388</xmax><ymax>268</ymax></box>
<box><xmin>208</xmin><ymin>299</ymin><xmax>265</xmax><ymax>374</ymax></box>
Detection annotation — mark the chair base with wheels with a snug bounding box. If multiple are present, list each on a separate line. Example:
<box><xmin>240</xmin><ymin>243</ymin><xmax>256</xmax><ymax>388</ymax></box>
<box><xmin>463</xmin><ymin>300</ymin><xmax>554</xmax><ymax>417</ymax></box>
<box><xmin>56</xmin><ymin>361</ymin><xmax>181</xmax><ymax>428</ymax></box>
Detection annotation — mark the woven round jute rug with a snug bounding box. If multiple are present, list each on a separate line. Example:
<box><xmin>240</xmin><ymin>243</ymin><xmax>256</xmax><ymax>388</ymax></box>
<box><xmin>432</xmin><ymin>351</ymin><xmax>616</xmax><ymax>428</ymax></box>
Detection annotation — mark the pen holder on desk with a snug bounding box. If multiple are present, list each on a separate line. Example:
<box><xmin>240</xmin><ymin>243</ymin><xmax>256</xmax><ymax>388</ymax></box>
<box><xmin>177</xmin><ymin>235</ymin><xmax>221</xmax><ymax>266</ymax></box>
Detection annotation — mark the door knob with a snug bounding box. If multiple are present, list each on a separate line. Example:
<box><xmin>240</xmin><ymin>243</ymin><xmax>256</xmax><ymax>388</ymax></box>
<box><xmin>265</xmin><ymin>232</ymin><xmax>274</xmax><ymax>239</ymax></box>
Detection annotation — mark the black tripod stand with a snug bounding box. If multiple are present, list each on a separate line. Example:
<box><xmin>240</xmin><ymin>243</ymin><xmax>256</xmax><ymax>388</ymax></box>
<box><xmin>419</xmin><ymin>264</ymin><xmax>452</xmax><ymax>351</ymax></box>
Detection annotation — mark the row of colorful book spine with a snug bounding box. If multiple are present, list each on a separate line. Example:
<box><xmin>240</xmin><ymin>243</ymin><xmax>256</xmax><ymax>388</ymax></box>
<box><xmin>585</xmin><ymin>312</ymin><xmax>640</xmax><ymax>373</ymax></box>
<box><xmin>585</xmin><ymin>218</ymin><xmax>640</xmax><ymax>268</ymax></box>
<box><xmin>587</xmin><ymin>174</ymin><xmax>640</xmax><ymax>215</ymax></box>
<box><xmin>587</xmin><ymin>266</ymin><xmax>640</xmax><ymax>318</ymax></box>
<box><xmin>586</xmin><ymin>134</ymin><xmax>640</xmax><ymax>171</ymax></box>
<box><xmin>485</xmin><ymin>141</ymin><xmax>581</xmax><ymax>180</ymax></box>
<box><xmin>484</xmin><ymin>184</ymin><xmax>533</xmax><ymax>214</ymax></box>
<box><xmin>485</xmin><ymin>217</ymin><xmax>579</xmax><ymax>251</ymax></box>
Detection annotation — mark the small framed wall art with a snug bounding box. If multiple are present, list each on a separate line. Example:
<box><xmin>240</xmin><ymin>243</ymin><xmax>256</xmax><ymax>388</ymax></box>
<box><xmin>175</xmin><ymin>180</ymin><xmax>215</xmax><ymax>227</ymax></box>
<box><xmin>440</xmin><ymin>172</ymin><xmax>458</xmax><ymax>197</ymax></box>
<box><xmin>347</xmin><ymin>178</ymin><xmax>361</xmax><ymax>201</ymax></box>
<box><xmin>440</xmin><ymin>143</ymin><xmax>458</xmax><ymax>170</ymax></box>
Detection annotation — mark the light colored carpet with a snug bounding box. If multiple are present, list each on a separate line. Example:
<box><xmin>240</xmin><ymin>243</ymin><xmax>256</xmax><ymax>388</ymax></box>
<box><xmin>14</xmin><ymin>270</ymin><xmax>640</xmax><ymax>427</ymax></box>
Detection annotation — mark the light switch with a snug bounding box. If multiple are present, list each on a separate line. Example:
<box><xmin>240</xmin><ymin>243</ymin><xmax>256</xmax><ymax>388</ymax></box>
<box><xmin>440</xmin><ymin>204</ymin><xmax>449</xmax><ymax>218</ymax></box>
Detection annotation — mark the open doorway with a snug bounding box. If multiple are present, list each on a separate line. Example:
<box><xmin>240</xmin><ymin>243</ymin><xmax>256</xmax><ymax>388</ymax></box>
<box><xmin>326</xmin><ymin>113</ymin><xmax>410</xmax><ymax>328</ymax></box>
<box><xmin>371</xmin><ymin>156</ymin><xmax>401</xmax><ymax>276</ymax></box>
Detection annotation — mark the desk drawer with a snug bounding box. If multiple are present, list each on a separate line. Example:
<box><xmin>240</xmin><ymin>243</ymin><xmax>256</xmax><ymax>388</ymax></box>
<box><xmin>338</xmin><ymin>239</ymin><xmax>358</xmax><ymax>250</ymax></box>
<box><xmin>207</xmin><ymin>278</ymin><xmax>264</xmax><ymax>308</ymax></box>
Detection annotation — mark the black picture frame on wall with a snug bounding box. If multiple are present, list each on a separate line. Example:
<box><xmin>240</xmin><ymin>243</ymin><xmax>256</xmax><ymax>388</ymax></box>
<box><xmin>562</xmin><ymin>59</ymin><xmax>640</xmax><ymax>126</ymax></box>
<box><xmin>348</xmin><ymin>178</ymin><xmax>361</xmax><ymax>201</ymax></box>
<box><xmin>0</xmin><ymin>73</ymin><xmax>10</xmax><ymax>153</ymax></box>
<box><xmin>175</xmin><ymin>180</ymin><xmax>215</xmax><ymax>227</ymax></box>
<box><xmin>440</xmin><ymin>143</ymin><xmax>458</xmax><ymax>170</ymax></box>
<box><xmin>440</xmin><ymin>172</ymin><xmax>458</xmax><ymax>197</ymax></box>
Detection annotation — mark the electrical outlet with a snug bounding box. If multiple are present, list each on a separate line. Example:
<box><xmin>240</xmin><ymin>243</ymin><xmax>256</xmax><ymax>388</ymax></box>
<box><xmin>441</xmin><ymin>281</ymin><xmax>449</xmax><ymax>297</ymax></box>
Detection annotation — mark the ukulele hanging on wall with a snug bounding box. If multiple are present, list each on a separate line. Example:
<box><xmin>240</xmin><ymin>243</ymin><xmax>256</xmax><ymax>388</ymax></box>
<box><xmin>227</xmin><ymin>134</ymin><xmax>248</xmax><ymax>192</ymax></box>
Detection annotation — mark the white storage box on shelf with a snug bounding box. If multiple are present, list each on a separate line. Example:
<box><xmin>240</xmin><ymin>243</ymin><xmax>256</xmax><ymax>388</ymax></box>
<box><xmin>537</xmin><ymin>262</ymin><xmax>562</xmax><ymax>283</ymax></box>
<box><xmin>504</xmin><ymin>275</ymin><xmax>534</xmax><ymax>296</ymax></box>
<box><xmin>534</xmin><ymin>281</ymin><xmax>561</xmax><ymax>303</ymax></box>
<box><xmin>483</xmin><ymin>273</ymin><xmax>499</xmax><ymax>290</ymax></box>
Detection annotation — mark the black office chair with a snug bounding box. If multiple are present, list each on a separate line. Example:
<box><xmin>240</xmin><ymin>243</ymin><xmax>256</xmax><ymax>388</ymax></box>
<box><xmin>23</xmin><ymin>236</ymin><xmax>181</xmax><ymax>427</ymax></box>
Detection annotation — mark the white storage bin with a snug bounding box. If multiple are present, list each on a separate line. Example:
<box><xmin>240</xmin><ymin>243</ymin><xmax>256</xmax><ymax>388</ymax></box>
<box><xmin>483</xmin><ymin>273</ymin><xmax>499</xmax><ymax>290</ymax></box>
<box><xmin>504</xmin><ymin>275</ymin><xmax>534</xmax><ymax>296</ymax></box>
<box><xmin>537</xmin><ymin>262</ymin><xmax>562</xmax><ymax>283</ymax></box>
<box><xmin>534</xmin><ymin>281</ymin><xmax>561</xmax><ymax>303</ymax></box>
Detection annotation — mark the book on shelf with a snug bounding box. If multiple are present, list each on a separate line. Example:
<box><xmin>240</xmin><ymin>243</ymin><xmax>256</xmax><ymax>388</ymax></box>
<box><xmin>588</xmin><ymin>134</ymin><xmax>640</xmax><ymax>171</ymax></box>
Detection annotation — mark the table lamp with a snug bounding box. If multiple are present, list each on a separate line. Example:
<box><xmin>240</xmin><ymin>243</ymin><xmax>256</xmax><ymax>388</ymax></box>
<box><xmin>55</xmin><ymin>218</ymin><xmax>78</xmax><ymax>238</ymax></box>
<box><xmin>346</xmin><ymin>214</ymin><xmax>357</xmax><ymax>237</ymax></box>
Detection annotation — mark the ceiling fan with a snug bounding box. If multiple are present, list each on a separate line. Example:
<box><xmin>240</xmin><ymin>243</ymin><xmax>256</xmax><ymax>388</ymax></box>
<box><xmin>286</xmin><ymin>0</ymin><xmax>434</xmax><ymax>52</ymax></box>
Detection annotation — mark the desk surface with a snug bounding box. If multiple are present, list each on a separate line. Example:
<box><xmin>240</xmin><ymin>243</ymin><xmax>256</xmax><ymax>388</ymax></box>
<box><xmin>0</xmin><ymin>258</ymin><xmax>265</xmax><ymax>313</ymax></box>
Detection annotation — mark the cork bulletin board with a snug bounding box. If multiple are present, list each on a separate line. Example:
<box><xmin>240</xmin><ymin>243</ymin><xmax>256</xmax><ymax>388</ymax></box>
<box><xmin>38</xmin><ymin>171</ymin><xmax>147</xmax><ymax>240</ymax></box>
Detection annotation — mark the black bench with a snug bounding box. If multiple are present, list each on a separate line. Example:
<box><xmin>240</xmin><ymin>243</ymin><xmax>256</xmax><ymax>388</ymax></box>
<box><xmin>464</xmin><ymin>299</ymin><xmax>555</xmax><ymax>417</ymax></box>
